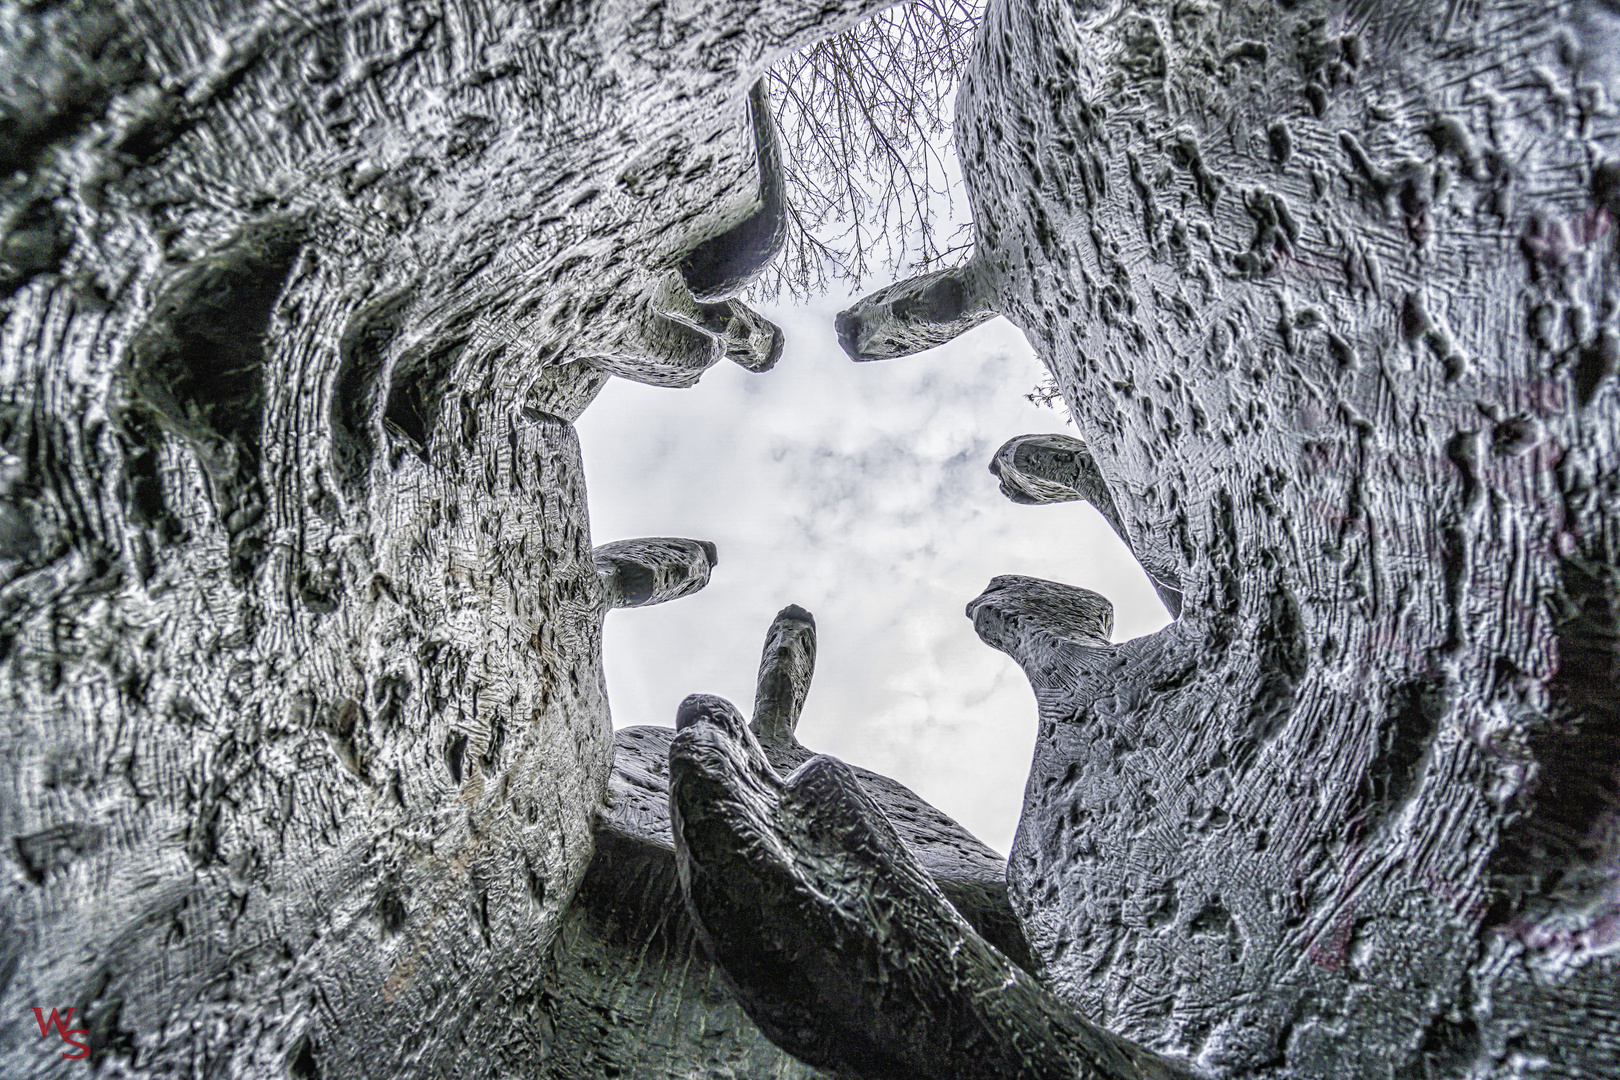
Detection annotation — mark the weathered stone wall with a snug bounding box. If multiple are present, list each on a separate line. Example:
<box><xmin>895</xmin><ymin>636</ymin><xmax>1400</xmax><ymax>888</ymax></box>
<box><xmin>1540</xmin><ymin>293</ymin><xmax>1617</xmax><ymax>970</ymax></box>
<box><xmin>0</xmin><ymin>0</ymin><xmax>884</xmax><ymax>1075</ymax></box>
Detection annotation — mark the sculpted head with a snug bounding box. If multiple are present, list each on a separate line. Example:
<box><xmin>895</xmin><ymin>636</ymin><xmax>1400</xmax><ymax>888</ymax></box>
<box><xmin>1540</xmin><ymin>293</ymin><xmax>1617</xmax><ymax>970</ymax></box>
<box><xmin>595</xmin><ymin>536</ymin><xmax>719</xmax><ymax>609</ymax></box>
<box><xmin>966</xmin><ymin>575</ymin><xmax>1114</xmax><ymax>667</ymax></box>
<box><xmin>833</xmin><ymin>262</ymin><xmax>995</xmax><ymax>362</ymax></box>
<box><xmin>713</xmin><ymin>302</ymin><xmax>785</xmax><ymax>374</ymax></box>
<box><xmin>750</xmin><ymin>604</ymin><xmax>817</xmax><ymax>742</ymax></box>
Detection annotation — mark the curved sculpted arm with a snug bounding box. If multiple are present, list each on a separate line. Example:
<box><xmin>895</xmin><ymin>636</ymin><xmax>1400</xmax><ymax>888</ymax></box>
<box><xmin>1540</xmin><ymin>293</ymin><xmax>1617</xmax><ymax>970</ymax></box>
<box><xmin>834</xmin><ymin>256</ymin><xmax>999</xmax><ymax>361</ymax></box>
<box><xmin>595</xmin><ymin>600</ymin><xmax>1036</xmax><ymax>970</ymax></box>
<box><xmin>587</xmin><ymin>79</ymin><xmax>788</xmax><ymax>388</ymax></box>
<box><xmin>594</xmin><ymin>537</ymin><xmax>718</xmax><ymax>608</ymax></box>
<box><xmin>678</xmin><ymin>80</ymin><xmax>789</xmax><ymax>303</ymax></box>
<box><xmin>668</xmin><ymin>694</ymin><xmax>1197</xmax><ymax>1080</ymax></box>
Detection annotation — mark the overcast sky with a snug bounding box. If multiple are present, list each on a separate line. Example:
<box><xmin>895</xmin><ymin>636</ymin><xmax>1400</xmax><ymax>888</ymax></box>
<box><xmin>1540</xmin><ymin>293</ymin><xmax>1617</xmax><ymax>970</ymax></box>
<box><xmin>575</xmin><ymin>295</ymin><xmax>1170</xmax><ymax>855</ymax></box>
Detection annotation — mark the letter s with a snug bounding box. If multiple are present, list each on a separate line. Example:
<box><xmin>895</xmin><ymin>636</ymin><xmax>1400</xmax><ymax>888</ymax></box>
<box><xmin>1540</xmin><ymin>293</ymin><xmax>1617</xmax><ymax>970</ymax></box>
<box><xmin>60</xmin><ymin>1028</ymin><xmax>89</xmax><ymax>1060</ymax></box>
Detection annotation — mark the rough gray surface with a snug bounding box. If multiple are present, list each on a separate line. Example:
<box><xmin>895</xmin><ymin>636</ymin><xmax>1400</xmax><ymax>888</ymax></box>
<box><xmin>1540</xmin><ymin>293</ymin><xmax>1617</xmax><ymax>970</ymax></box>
<box><xmin>0</xmin><ymin>0</ymin><xmax>885</xmax><ymax>1074</ymax></box>
<box><xmin>539</xmin><ymin>604</ymin><xmax>1038</xmax><ymax>1079</ymax></box>
<box><xmin>668</xmin><ymin>691</ymin><xmax>1196</xmax><ymax>1080</ymax></box>
<box><xmin>678</xmin><ymin>79</ymin><xmax>792</xmax><ymax>304</ymax></box>
<box><xmin>538</xmin><ymin>733</ymin><xmax>825</xmax><ymax>1080</ymax></box>
<box><xmin>837</xmin><ymin>0</ymin><xmax>1620</xmax><ymax>1073</ymax></box>
<box><xmin>8</xmin><ymin>0</ymin><xmax>1619</xmax><ymax>1073</ymax></box>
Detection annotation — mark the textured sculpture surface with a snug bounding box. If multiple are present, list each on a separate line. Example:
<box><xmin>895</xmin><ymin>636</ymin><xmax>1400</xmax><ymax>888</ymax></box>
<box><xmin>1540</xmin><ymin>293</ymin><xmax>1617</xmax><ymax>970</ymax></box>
<box><xmin>594</xmin><ymin>536</ymin><xmax>718</xmax><ymax>609</ymax></box>
<box><xmin>5</xmin><ymin>0</ymin><xmax>1619</xmax><ymax>1072</ymax></box>
<box><xmin>838</xmin><ymin>0</ymin><xmax>1620</xmax><ymax>1073</ymax></box>
<box><xmin>835</xmin><ymin>257</ymin><xmax>1000</xmax><ymax>361</ymax></box>
<box><xmin>991</xmin><ymin>433</ymin><xmax>1184</xmax><ymax>615</ymax></box>
<box><xmin>0</xmin><ymin>0</ymin><xmax>880</xmax><ymax>1074</ymax></box>
<box><xmin>677</xmin><ymin>79</ymin><xmax>792</xmax><ymax>305</ymax></box>
<box><xmin>670</xmin><ymin>690</ymin><xmax>1197</xmax><ymax>1080</ymax></box>
<box><xmin>539</xmin><ymin>604</ymin><xmax>1037</xmax><ymax>1078</ymax></box>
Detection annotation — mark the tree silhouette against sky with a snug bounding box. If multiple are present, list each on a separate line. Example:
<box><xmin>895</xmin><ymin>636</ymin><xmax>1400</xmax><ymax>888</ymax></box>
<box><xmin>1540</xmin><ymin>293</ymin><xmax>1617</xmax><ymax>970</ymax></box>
<box><xmin>766</xmin><ymin>0</ymin><xmax>982</xmax><ymax>299</ymax></box>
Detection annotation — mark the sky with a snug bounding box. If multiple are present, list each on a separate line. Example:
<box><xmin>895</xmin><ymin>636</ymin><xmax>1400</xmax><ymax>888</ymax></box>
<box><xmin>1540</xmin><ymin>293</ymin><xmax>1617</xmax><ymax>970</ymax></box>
<box><xmin>575</xmin><ymin>296</ymin><xmax>1171</xmax><ymax>856</ymax></box>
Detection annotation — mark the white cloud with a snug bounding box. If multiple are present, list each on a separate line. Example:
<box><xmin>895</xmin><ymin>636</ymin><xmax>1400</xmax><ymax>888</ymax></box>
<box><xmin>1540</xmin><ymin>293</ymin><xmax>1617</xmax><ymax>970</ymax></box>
<box><xmin>575</xmin><ymin>296</ymin><xmax>1170</xmax><ymax>855</ymax></box>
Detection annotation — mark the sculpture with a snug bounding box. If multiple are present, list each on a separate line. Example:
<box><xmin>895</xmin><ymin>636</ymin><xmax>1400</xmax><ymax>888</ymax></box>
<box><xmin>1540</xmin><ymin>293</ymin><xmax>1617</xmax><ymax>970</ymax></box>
<box><xmin>5</xmin><ymin>0</ymin><xmax>1617</xmax><ymax>1071</ymax></box>
<box><xmin>990</xmin><ymin>433</ymin><xmax>1184</xmax><ymax>616</ymax></box>
<box><xmin>594</xmin><ymin>536</ymin><xmax>718</xmax><ymax>609</ymax></box>
<box><xmin>833</xmin><ymin>0</ymin><xmax>1620</xmax><ymax>1071</ymax></box>
<box><xmin>678</xmin><ymin>79</ymin><xmax>792</xmax><ymax>304</ymax></box>
<box><xmin>0</xmin><ymin>1</ymin><xmax>887</xmax><ymax>1067</ymax></box>
<box><xmin>538</xmin><ymin>603</ymin><xmax>1039</xmax><ymax>1078</ymax></box>
<box><xmin>668</xmin><ymin>688</ymin><xmax>1194</xmax><ymax>1080</ymax></box>
<box><xmin>583</xmin><ymin>80</ymin><xmax>789</xmax><ymax>388</ymax></box>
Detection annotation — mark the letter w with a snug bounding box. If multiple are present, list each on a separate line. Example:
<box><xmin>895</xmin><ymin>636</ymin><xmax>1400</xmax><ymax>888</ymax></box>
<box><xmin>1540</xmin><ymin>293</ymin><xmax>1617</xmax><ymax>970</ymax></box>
<box><xmin>32</xmin><ymin>1007</ymin><xmax>75</xmax><ymax>1039</ymax></box>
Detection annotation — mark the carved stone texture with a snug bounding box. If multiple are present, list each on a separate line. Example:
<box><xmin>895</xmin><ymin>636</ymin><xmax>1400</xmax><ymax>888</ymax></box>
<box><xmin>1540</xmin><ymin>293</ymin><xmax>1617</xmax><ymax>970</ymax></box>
<box><xmin>992</xmin><ymin>434</ymin><xmax>1184</xmax><ymax>615</ymax></box>
<box><xmin>829</xmin><ymin>0</ymin><xmax>1620</xmax><ymax>1073</ymax></box>
<box><xmin>578</xmin><ymin>290</ymin><xmax>729</xmax><ymax>389</ymax></box>
<box><xmin>539</xmin><ymin>604</ymin><xmax>1038</xmax><ymax>1079</ymax></box>
<box><xmin>582</xmin><ymin>81</ymin><xmax>791</xmax><ymax>387</ymax></box>
<box><xmin>668</xmin><ymin>692</ymin><xmax>1197</xmax><ymax>1080</ymax></box>
<box><xmin>0</xmin><ymin>0</ymin><xmax>887</xmax><ymax>1074</ymax></box>
<box><xmin>595</xmin><ymin>536</ymin><xmax>718</xmax><ymax>609</ymax></box>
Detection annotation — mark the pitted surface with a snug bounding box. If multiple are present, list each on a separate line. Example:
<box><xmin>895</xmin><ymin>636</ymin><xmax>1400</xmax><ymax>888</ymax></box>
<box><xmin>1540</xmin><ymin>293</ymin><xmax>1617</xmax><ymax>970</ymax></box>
<box><xmin>937</xmin><ymin>0</ymin><xmax>1620</xmax><ymax>1072</ymax></box>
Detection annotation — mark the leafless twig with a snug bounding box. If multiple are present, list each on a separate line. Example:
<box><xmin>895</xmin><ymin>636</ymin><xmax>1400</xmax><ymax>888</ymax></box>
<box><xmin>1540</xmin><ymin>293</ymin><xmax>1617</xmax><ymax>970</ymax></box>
<box><xmin>760</xmin><ymin>0</ymin><xmax>983</xmax><ymax>300</ymax></box>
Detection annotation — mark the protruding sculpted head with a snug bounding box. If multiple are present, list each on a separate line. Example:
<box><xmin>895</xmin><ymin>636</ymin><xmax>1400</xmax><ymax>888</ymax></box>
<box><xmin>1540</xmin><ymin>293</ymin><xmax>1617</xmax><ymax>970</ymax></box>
<box><xmin>988</xmin><ymin>433</ymin><xmax>1095</xmax><ymax>505</ymax></box>
<box><xmin>595</xmin><ymin>536</ymin><xmax>718</xmax><ymax>609</ymax></box>
<box><xmin>706</xmin><ymin>300</ymin><xmax>785</xmax><ymax>374</ymax></box>
<box><xmin>966</xmin><ymin>575</ymin><xmax>1114</xmax><ymax>671</ymax></box>
<box><xmin>750</xmin><ymin>604</ymin><xmax>816</xmax><ymax>742</ymax></box>
<box><xmin>833</xmin><ymin>261</ymin><xmax>994</xmax><ymax>362</ymax></box>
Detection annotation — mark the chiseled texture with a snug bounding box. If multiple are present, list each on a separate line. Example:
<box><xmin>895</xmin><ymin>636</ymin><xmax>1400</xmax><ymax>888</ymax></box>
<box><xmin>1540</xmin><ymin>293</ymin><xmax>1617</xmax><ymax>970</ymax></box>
<box><xmin>537</xmin><ymin>727</ymin><xmax>826</xmax><ymax>1080</ymax></box>
<box><xmin>539</xmin><ymin>604</ymin><xmax>1037</xmax><ymax>1079</ymax></box>
<box><xmin>678</xmin><ymin>79</ymin><xmax>791</xmax><ymax>304</ymax></box>
<box><xmin>0</xmin><ymin>0</ymin><xmax>887</xmax><ymax>1075</ymax></box>
<box><xmin>991</xmin><ymin>433</ymin><xmax>1115</xmax><ymax>509</ymax></box>
<box><xmin>899</xmin><ymin>0</ymin><xmax>1620</xmax><ymax>1073</ymax></box>
<box><xmin>668</xmin><ymin>693</ymin><xmax>1197</xmax><ymax>1080</ymax></box>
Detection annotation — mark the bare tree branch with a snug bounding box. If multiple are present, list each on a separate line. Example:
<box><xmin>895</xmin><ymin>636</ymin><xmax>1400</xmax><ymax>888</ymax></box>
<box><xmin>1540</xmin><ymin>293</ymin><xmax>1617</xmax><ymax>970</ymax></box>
<box><xmin>760</xmin><ymin>0</ymin><xmax>983</xmax><ymax>300</ymax></box>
